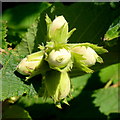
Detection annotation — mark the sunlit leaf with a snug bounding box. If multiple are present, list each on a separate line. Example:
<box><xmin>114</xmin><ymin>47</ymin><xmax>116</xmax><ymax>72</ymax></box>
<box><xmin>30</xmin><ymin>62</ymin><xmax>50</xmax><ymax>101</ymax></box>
<box><xmin>99</xmin><ymin>63</ymin><xmax>120</xmax><ymax>84</ymax></box>
<box><xmin>92</xmin><ymin>87</ymin><xmax>119</xmax><ymax>115</ymax></box>
<box><xmin>104</xmin><ymin>16</ymin><xmax>120</xmax><ymax>41</ymax></box>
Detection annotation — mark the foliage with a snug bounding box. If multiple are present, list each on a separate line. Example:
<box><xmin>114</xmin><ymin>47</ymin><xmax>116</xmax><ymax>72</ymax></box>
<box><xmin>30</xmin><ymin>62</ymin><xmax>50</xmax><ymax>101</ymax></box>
<box><xmin>15</xmin><ymin>16</ymin><xmax>40</xmax><ymax>56</ymax></box>
<box><xmin>1</xmin><ymin>2</ymin><xmax>120</xmax><ymax>119</ymax></box>
<box><xmin>104</xmin><ymin>16</ymin><xmax>120</xmax><ymax>41</ymax></box>
<box><xmin>1</xmin><ymin>51</ymin><xmax>38</xmax><ymax>101</ymax></box>
<box><xmin>0</xmin><ymin>20</ymin><xmax>9</xmax><ymax>49</ymax></box>
<box><xmin>92</xmin><ymin>87</ymin><xmax>119</xmax><ymax>115</ymax></box>
<box><xmin>2</xmin><ymin>104</ymin><xmax>32</xmax><ymax>119</ymax></box>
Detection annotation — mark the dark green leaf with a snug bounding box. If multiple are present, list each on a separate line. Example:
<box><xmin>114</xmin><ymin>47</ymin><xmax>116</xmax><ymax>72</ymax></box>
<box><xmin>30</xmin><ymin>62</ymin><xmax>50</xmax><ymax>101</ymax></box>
<box><xmin>3</xmin><ymin>3</ymin><xmax>51</xmax><ymax>30</ymax></box>
<box><xmin>18</xmin><ymin>96</ymin><xmax>53</xmax><ymax>108</ymax></box>
<box><xmin>3</xmin><ymin>104</ymin><xmax>32</xmax><ymax>119</ymax></box>
<box><xmin>51</xmin><ymin>2</ymin><xmax>120</xmax><ymax>44</ymax></box>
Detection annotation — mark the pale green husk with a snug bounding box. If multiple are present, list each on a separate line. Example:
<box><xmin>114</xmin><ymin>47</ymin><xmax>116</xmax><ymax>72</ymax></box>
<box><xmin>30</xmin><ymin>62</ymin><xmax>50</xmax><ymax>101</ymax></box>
<box><xmin>44</xmin><ymin>70</ymin><xmax>70</xmax><ymax>103</ymax></box>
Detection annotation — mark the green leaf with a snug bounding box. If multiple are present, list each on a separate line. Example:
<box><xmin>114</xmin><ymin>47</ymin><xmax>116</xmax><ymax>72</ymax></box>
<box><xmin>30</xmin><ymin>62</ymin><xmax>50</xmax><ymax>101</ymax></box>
<box><xmin>92</xmin><ymin>87</ymin><xmax>119</xmax><ymax>115</ymax></box>
<box><xmin>3</xmin><ymin>104</ymin><xmax>32</xmax><ymax>119</ymax></box>
<box><xmin>15</xmin><ymin>16</ymin><xmax>40</xmax><ymax>56</ymax></box>
<box><xmin>0</xmin><ymin>20</ymin><xmax>9</xmax><ymax>49</ymax></box>
<box><xmin>1</xmin><ymin>51</ymin><xmax>38</xmax><ymax>101</ymax></box>
<box><xmin>1</xmin><ymin>21</ymin><xmax>7</xmax><ymax>48</ymax></box>
<box><xmin>18</xmin><ymin>96</ymin><xmax>53</xmax><ymax>108</ymax></box>
<box><xmin>104</xmin><ymin>16</ymin><xmax>120</xmax><ymax>41</ymax></box>
<box><xmin>17</xmin><ymin>96</ymin><xmax>56</xmax><ymax>118</ymax></box>
<box><xmin>70</xmin><ymin>73</ymin><xmax>91</xmax><ymax>99</ymax></box>
<box><xmin>99</xmin><ymin>63</ymin><xmax>120</xmax><ymax>84</ymax></box>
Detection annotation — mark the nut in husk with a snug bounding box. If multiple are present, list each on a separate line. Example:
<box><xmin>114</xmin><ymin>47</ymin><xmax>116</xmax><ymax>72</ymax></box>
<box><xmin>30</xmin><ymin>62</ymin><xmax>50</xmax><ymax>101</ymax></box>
<box><xmin>46</xmin><ymin>15</ymin><xmax>76</xmax><ymax>44</ymax></box>
<box><xmin>72</xmin><ymin>46</ymin><xmax>99</xmax><ymax>66</ymax></box>
<box><xmin>47</xmin><ymin>48</ymin><xmax>71</xmax><ymax>69</ymax></box>
<box><xmin>44</xmin><ymin>70</ymin><xmax>70</xmax><ymax>103</ymax></box>
<box><xmin>17</xmin><ymin>51</ymin><xmax>48</xmax><ymax>78</ymax></box>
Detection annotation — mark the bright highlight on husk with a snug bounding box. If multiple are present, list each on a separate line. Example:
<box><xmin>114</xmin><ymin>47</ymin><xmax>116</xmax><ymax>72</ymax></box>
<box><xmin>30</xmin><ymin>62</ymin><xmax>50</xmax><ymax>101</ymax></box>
<box><xmin>47</xmin><ymin>48</ymin><xmax>71</xmax><ymax>68</ymax></box>
<box><xmin>71</xmin><ymin>46</ymin><xmax>99</xmax><ymax>66</ymax></box>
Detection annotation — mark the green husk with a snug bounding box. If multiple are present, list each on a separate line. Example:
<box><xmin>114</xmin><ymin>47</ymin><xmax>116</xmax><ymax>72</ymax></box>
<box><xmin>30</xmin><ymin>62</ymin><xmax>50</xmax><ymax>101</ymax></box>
<box><xmin>44</xmin><ymin>70</ymin><xmax>70</xmax><ymax>103</ymax></box>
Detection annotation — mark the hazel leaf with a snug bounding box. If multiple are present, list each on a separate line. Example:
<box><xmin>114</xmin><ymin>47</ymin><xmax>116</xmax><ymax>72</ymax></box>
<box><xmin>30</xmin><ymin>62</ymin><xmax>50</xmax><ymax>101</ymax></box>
<box><xmin>104</xmin><ymin>16</ymin><xmax>120</xmax><ymax>41</ymax></box>
<box><xmin>92</xmin><ymin>87</ymin><xmax>119</xmax><ymax>115</ymax></box>
<box><xmin>1</xmin><ymin>51</ymin><xmax>37</xmax><ymax>101</ymax></box>
<box><xmin>15</xmin><ymin>16</ymin><xmax>40</xmax><ymax>56</ymax></box>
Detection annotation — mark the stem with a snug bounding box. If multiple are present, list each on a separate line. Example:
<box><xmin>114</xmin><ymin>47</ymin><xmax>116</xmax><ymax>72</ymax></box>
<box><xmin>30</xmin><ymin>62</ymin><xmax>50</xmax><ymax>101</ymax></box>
<box><xmin>104</xmin><ymin>80</ymin><xmax>112</xmax><ymax>89</ymax></box>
